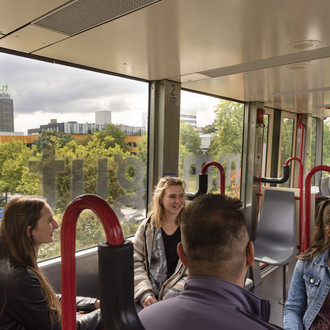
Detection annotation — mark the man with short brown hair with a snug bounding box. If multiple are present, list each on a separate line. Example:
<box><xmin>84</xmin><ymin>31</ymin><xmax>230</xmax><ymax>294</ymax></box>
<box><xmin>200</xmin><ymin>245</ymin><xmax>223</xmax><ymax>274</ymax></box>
<box><xmin>139</xmin><ymin>193</ymin><xmax>282</xmax><ymax>330</ymax></box>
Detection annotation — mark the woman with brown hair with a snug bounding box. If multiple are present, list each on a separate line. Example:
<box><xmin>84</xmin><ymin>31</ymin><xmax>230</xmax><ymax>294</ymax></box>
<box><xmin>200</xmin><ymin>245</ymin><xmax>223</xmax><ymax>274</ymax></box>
<box><xmin>0</xmin><ymin>195</ymin><xmax>103</xmax><ymax>330</ymax></box>
<box><xmin>133</xmin><ymin>176</ymin><xmax>188</xmax><ymax>311</ymax></box>
<box><xmin>284</xmin><ymin>199</ymin><xmax>330</xmax><ymax>329</ymax></box>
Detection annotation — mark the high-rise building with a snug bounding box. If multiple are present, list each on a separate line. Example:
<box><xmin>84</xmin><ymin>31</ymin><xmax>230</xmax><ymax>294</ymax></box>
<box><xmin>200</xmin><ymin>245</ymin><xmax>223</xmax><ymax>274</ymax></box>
<box><xmin>180</xmin><ymin>111</ymin><xmax>197</xmax><ymax>128</ymax></box>
<box><xmin>95</xmin><ymin>110</ymin><xmax>112</xmax><ymax>125</ymax></box>
<box><xmin>0</xmin><ymin>92</ymin><xmax>14</xmax><ymax>132</ymax></box>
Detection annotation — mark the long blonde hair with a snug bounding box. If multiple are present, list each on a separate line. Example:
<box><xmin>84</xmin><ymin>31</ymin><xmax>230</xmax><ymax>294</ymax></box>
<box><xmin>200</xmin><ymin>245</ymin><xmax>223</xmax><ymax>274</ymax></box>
<box><xmin>0</xmin><ymin>195</ymin><xmax>61</xmax><ymax>328</ymax></box>
<box><xmin>300</xmin><ymin>199</ymin><xmax>330</xmax><ymax>261</ymax></box>
<box><xmin>148</xmin><ymin>176</ymin><xmax>186</xmax><ymax>228</ymax></box>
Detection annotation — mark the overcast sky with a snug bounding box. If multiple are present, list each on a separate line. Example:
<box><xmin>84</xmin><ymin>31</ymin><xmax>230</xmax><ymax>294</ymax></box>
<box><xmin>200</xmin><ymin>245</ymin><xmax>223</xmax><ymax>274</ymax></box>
<box><xmin>0</xmin><ymin>52</ymin><xmax>218</xmax><ymax>134</ymax></box>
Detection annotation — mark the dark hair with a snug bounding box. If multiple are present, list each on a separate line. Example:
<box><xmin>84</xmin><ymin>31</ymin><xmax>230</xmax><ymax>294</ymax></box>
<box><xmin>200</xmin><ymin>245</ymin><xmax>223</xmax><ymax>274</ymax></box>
<box><xmin>0</xmin><ymin>195</ymin><xmax>61</xmax><ymax>328</ymax></box>
<box><xmin>300</xmin><ymin>199</ymin><xmax>330</xmax><ymax>261</ymax></box>
<box><xmin>0</xmin><ymin>195</ymin><xmax>46</xmax><ymax>264</ymax></box>
<box><xmin>181</xmin><ymin>193</ymin><xmax>249</xmax><ymax>276</ymax></box>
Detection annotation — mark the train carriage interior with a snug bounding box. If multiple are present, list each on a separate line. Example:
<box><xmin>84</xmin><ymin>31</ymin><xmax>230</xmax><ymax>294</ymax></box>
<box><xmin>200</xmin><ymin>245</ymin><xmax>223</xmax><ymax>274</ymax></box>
<box><xmin>1</xmin><ymin>0</ymin><xmax>330</xmax><ymax>328</ymax></box>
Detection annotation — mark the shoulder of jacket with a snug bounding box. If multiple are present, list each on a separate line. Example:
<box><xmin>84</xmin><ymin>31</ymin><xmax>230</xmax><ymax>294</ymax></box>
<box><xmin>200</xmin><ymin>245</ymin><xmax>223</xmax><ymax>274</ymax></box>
<box><xmin>11</xmin><ymin>265</ymin><xmax>38</xmax><ymax>283</ymax></box>
<box><xmin>236</xmin><ymin>307</ymin><xmax>282</xmax><ymax>329</ymax></box>
<box><xmin>141</xmin><ymin>216</ymin><xmax>154</xmax><ymax>233</ymax></box>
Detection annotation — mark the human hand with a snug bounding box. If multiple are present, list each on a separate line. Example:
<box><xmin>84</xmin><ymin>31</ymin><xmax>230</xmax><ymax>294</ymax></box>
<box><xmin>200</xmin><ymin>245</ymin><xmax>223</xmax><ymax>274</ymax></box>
<box><xmin>95</xmin><ymin>299</ymin><xmax>100</xmax><ymax>309</ymax></box>
<box><xmin>142</xmin><ymin>295</ymin><xmax>157</xmax><ymax>308</ymax></box>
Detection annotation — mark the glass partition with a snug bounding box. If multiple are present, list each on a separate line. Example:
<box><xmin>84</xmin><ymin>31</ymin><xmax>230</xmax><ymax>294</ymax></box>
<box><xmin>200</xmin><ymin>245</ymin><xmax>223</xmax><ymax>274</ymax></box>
<box><xmin>323</xmin><ymin>117</ymin><xmax>330</xmax><ymax>175</ymax></box>
<box><xmin>179</xmin><ymin>92</ymin><xmax>244</xmax><ymax>199</ymax></box>
<box><xmin>0</xmin><ymin>53</ymin><xmax>149</xmax><ymax>260</ymax></box>
<box><xmin>278</xmin><ymin>116</ymin><xmax>295</xmax><ymax>188</ymax></box>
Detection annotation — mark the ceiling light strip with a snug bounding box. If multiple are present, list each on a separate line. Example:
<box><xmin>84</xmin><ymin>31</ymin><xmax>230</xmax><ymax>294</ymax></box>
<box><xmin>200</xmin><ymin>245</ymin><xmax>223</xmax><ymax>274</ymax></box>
<box><xmin>200</xmin><ymin>46</ymin><xmax>330</xmax><ymax>78</ymax></box>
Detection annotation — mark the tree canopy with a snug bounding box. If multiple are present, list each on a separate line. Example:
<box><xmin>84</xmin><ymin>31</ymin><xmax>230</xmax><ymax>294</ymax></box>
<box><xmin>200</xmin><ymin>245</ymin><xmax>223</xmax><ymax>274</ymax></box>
<box><xmin>208</xmin><ymin>100</ymin><xmax>244</xmax><ymax>156</ymax></box>
<box><xmin>179</xmin><ymin>121</ymin><xmax>201</xmax><ymax>155</ymax></box>
<box><xmin>94</xmin><ymin>124</ymin><xmax>132</xmax><ymax>152</ymax></box>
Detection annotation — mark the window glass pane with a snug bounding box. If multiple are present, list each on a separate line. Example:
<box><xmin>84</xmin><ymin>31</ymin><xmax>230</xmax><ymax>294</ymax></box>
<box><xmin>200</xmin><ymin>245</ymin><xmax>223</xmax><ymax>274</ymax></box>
<box><xmin>261</xmin><ymin>114</ymin><xmax>269</xmax><ymax>178</ymax></box>
<box><xmin>308</xmin><ymin>118</ymin><xmax>317</xmax><ymax>185</ymax></box>
<box><xmin>0</xmin><ymin>53</ymin><xmax>148</xmax><ymax>260</ymax></box>
<box><xmin>323</xmin><ymin>118</ymin><xmax>330</xmax><ymax>178</ymax></box>
<box><xmin>279</xmin><ymin>118</ymin><xmax>294</xmax><ymax>188</ymax></box>
<box><xmin>179</xmin><ymin>92</ymin><xmax>243</xmax><ymax>199</ymax></box>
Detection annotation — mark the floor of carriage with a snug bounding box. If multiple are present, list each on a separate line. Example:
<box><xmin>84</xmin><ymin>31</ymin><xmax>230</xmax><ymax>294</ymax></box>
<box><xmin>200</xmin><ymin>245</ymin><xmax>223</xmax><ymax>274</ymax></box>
<box><xmin>249</xmin><ymin>260</ymin><xmax>297</xmax><ymax>329</ymax></box>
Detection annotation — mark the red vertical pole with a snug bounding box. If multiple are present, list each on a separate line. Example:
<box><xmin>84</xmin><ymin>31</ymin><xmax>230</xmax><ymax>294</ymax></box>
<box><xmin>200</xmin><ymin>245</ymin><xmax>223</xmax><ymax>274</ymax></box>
<box><xmin>285</xmin><ymin>157</ymin><xmax>303</xmax><ymax>252</ymax></box>
<box><xmin>304</xmin><ymin>166</ymin><xmax>330</xmax><ymax>250</ymax></box>
<box><xmin>61</xmin><ymin>194</ymin><xmax>124</xmax><ymax>330</ymax></box>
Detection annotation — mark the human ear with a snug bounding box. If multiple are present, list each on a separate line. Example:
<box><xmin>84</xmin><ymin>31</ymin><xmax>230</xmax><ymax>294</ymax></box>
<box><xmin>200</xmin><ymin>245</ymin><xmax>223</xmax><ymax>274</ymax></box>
<box><xmin>177</xmin><ymin>242</ymin><xmax>188</xmax><ymax>267</ymax></box>
<box><xmin>326</xmin><ymin>227</ymin><xmax>330</xmax><ymax>237</ymax></box>
<box><xmin>26</xmin><ymin>226</ymin><xmax>32</xmax><ymax>238</ymax></box>
<box><xmin>246</xmin><ymin>241</ymin><xmax>254</xmax><ymax>267</ymax></box>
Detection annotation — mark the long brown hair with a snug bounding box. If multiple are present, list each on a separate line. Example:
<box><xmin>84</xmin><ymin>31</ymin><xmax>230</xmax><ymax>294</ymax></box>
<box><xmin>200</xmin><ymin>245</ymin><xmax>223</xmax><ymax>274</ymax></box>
<box><xmin>300</xmin><ymin>199</ymin><xmax>330</xmax><ymax>261</ymax></box>
<box><xmin>148</xmin><ymin>176</ymin><xmax>186</xmax><ymax>228</ymax></box>
<box><xmin>0</xmin><ymin>195</ymin><xmax>61</xmax><ymax>328</ymax></box>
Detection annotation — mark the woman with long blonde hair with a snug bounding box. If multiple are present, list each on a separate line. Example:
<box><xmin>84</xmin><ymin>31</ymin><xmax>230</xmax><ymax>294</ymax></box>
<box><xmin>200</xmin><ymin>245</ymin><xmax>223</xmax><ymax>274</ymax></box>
<box><xmin>284</xmin><ymin>199</ymin><xmax>330</xmax><ymax>329</ymax></box>
<box><xmin>133</xmin><ymin>176</ymin><xmax>188</xmax><ymax>311</ymax></box>
<box><xmin>0</xmin><ymin>195</ymin><xmax>103</xmax><ymax>330</ymax></box>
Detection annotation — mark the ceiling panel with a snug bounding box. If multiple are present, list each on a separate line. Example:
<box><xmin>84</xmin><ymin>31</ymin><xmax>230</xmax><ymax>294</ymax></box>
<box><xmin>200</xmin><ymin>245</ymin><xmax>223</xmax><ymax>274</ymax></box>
<box><xmin>0</xmin><ymin>0</ymin><xmax>70</xmax><ymax>35</ymax></box>
<box><xmin>0</xmin><ymin>25</ymin><xmax>68</xmax><ymax>53</ymax></box>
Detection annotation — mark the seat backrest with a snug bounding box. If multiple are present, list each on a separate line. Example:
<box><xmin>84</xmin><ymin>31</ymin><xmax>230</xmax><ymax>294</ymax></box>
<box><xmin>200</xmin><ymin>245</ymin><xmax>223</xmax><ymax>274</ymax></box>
<box><xmin>319</xmin><ymin>177</ymin><xmax>330</xmax><ymax>196</ymax></box>
<box><xmin>255</xmin><ymin>189</ymin><xmax>296</xmax><ymax>248</ymax></box>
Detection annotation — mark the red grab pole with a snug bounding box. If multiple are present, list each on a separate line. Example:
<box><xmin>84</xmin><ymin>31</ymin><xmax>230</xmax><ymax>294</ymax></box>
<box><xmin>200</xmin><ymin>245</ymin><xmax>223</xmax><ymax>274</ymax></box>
<box><xmin>60</xmin><ymin>194</ymin><xmax>124</xmax><ymax>330</ymax></box>
<box><xmin>201</xmin><ymin>161</ymin><xmax>226</xmax><ymax>195</ymax></box>
<box><xmin>304</xmin><ymin>166</ymin><xmax>330</xmax><ymax>250</ymax></box>
<box><xmin>285</xmin><ymin>157</ymin><xmax>303</xmax><ymax>252</ymax></box>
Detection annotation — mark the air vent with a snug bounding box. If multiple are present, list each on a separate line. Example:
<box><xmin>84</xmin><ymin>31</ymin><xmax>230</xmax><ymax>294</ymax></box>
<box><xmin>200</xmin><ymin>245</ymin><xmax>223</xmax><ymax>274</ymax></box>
<box><xmin>289</xmin><ymin>62</ymin><xmax>311</xmax><ymax>70</ymax></box>
<box><xmin>288</xmin><ymin>40</ymin><xmax>322</xmax><ymax>52</ymax></box>
<box><xmin>33</xmin><ymin>0</ymin><xmax>161</xmax><ymax>36</ymax></box>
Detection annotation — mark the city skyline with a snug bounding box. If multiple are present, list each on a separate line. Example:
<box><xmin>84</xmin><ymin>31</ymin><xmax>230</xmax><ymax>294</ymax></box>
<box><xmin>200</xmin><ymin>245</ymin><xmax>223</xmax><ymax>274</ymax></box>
<box><xmin>0</xmin><ymin>52</ymin><xmax>218</xmax><ymax>134</ymax></box>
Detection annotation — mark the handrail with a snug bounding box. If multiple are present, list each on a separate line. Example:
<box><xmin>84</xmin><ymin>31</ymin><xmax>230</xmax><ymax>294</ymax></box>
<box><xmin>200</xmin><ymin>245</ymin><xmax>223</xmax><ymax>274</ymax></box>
<box><xmin>285</xmin><ymin>157</ymin><xmax>303</xmax><ymax>252</ymax></box>
<box><xmin>201</xmin><ymin>161</ymin><xmax>225</xmax><ymax>195</ymax></box>
<box><xmin>260</xmin><ymin>165</ymin><xmax>290</xmax><ymax>184</ymax></box>
<box><xmin>186</xmin><ymin>161</ymin><xmax>225</xmax><ymax>200</ymax></box>
<box><xmin>61</xmin><ymin>194</ymin><xmax>124</xmax><ymax>330</ymax></box>
<box><xmin>304</xmin><ymin>165</ymin><xmax>330</xmax><ymax>250</ymax></box>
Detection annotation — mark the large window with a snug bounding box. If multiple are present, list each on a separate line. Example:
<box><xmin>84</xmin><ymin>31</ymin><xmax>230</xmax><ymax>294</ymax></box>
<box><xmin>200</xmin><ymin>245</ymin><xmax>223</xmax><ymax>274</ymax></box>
<box><xmin>0</xmin><ymin>53</ymin><xmax>149</xmax><ymax>260</ymax></box>
<box><xmin>308</xmin><ymin>118</ymin><xmax>317</xmax><ymax>186</ymax></box>
<box><xmin>278</xmin><ymin>114</ymin><xmax>296</xmax><ymax>188</ymax></box>
<box><xmin>323</xmin><ymin>118</ymin><xmax>330</xmax><ymax>168</ymax></box>
<box><xmin>179</xmin><ymin>91</ymin><xmax>244</xmax><ymax>199</ymax></box>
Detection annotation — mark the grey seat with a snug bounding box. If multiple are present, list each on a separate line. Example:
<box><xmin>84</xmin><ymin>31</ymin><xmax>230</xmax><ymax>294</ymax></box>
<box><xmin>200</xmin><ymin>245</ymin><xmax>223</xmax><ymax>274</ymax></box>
<box><xmin>319</xmin><ymin>177</ymin><xmax>330</xmax><ymax>197</ymax></box>
<box><xmin>254</xmin><ymin>189</ymin><xmax>297</xmax><ymax>304</ymax></box>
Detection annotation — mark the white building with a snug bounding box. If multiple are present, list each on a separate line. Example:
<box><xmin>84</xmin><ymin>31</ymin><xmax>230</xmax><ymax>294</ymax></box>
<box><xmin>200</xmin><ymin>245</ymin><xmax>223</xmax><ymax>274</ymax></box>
<box><xmin>180</xmin><ymin>111</ymin><xmax>197</xmax><ymax>128</ymax></box>
<box><xmin>200</xmin><ymin>133</ymin><xmax>213</xmax><ymax>151</ymax></box>
<box><xmin>95</xmin><ymin>110</ymin><xmax>112</xmax><ymax>125</ymax></box>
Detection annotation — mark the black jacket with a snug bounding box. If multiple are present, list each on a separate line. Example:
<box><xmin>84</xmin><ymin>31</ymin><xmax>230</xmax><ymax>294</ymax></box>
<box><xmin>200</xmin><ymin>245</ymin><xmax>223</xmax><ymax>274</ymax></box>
<box><xmin>0</xmin><ymin>256</ymin><xmax>103</xmax><ymax>330</ymax></box>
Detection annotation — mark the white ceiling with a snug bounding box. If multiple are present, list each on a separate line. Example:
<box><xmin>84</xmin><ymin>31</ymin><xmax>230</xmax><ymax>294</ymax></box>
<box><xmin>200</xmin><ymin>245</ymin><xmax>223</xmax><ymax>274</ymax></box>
<box><xmin>1</xmin><ymin>0</ymin><xmax>330</xmax><ymax>117</ymax></box>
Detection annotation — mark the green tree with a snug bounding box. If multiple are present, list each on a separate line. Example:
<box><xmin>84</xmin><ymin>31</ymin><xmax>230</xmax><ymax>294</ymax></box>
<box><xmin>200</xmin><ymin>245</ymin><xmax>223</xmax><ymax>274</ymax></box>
<box><xmin>202</xmin><ymin>123</ymin><xmax>217</xmax><ymax>134</ymax></box>
<box><xmin>180</xmin><ymin>121</ymin><xmax>201</xmax><ymax>155</ymax></box>
<box><xmin>323</xmin><ymin>118</ymin><xmax>330</xmax><ymax>167</ymax></box>
<box><xmin>94</xmin><ymin>124</ymin><xmax>131</xmax><ymax>152</ymax></box>
<box><xmin>0</xmin><ymin>139</ymin><xmax>37</xmax><ymax>203</ymax></box>
<box><xmin>0</xmin><ymin>130</ymin><xmax>140</xmax><ymax>260</ymax></box>
<box><xmin>33</xmin><ymin>129</ymin><xmax>74</xmax><ymax>152</ymax></box>
<box><xmin>55</xmin><ymin>136</ymin><xmax>128</xmax><ymax>209</ymax></box>
<box><xmin>137</xmin><ymin>134</ymin><xmax>148</xmax><ymax>166</ymax></box>
<box><xmin>208</xmin><ymin>100</ymin><xmax>244</xmax><ymax>157</ymax></box>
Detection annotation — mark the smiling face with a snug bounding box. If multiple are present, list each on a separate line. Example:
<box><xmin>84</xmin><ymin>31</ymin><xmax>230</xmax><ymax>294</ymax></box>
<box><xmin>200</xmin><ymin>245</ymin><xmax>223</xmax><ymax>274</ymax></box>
<box><xmin>29</xmin><ymin>203</ymin><xmax>59</xmax><ymax>247</ymax></box>
<box><xmin>161</xmin><ymin>185</ymin><xmax>185</xmax><ymax>218</ymax></box>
